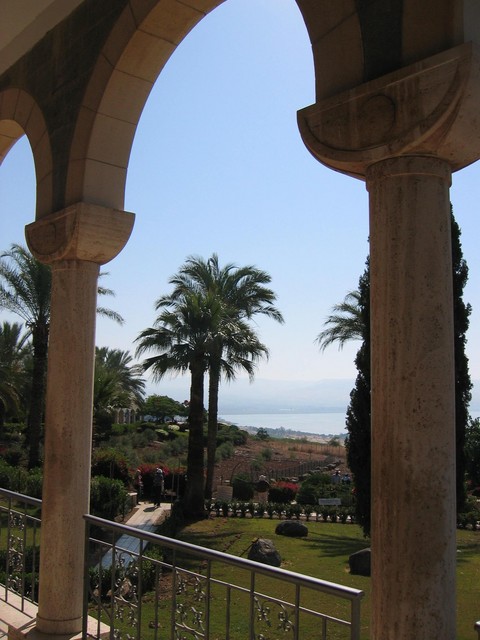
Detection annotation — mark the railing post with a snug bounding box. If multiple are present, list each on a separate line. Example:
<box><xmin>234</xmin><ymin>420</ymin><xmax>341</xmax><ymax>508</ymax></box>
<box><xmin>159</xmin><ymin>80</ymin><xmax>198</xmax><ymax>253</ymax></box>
<box><xmin>350</xmin><ymin>597</ymin><xmax>362</xmax><ymax>640</ymax></box>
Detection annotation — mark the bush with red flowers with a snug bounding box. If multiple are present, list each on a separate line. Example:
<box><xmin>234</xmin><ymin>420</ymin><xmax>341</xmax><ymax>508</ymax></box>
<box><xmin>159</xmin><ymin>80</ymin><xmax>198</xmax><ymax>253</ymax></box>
<box><xmin>267</xmin><ymin>481</ymin><xmax>299</xmax><ymax>504</ymax></box>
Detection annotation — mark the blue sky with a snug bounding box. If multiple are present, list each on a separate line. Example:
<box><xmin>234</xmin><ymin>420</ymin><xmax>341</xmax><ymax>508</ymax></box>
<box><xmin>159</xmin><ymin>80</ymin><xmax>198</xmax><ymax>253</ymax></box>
<box><xmin>1</xmin><ymin>0</ymin><xmax>480</xmax><ymax>407</ymax></box>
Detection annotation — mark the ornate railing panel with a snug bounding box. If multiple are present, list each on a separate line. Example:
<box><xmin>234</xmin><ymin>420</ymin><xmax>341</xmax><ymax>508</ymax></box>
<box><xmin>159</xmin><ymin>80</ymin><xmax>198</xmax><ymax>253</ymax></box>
<box><xmin>0</xmin><ymin>488</ymin><xmax>42</xmax><ymax>610</ymax></box>
<box><xmin>84</xmin><ymin>514</ymin><xmax>364</xmax><ymax>640</ymax></box>
<box><xmin>0</xmin><ymin>489</ymin><xmax>363</xmax><ymax>639</ymax></box>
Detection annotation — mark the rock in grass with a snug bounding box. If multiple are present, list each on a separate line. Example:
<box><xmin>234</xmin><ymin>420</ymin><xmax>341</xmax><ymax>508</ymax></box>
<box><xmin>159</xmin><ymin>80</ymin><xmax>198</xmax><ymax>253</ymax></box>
<box><xmin>275</xmin><ymin>520</ymin><xmax>308</xmax><ymax>537</ymax></box>
<box><xmin>248</xmin><ymin>538</ymin><xmax>282</xmax><ymax>567</ymax></box>
<box><xmin>349</xmin><ymin>548</ymin><xmax>371</xmax><ymax>576</ymax></box>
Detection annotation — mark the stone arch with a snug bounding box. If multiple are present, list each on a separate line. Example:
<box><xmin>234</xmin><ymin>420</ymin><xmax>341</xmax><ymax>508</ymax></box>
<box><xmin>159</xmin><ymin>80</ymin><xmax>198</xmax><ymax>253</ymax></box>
<box><xmin>66</xmin><ymin>0</ymin><xmax>225</xmax><ymax>210</ymax></box>
<box><xmin>0</xmin><ymin>88</ymin><xmax>53</xmax><ymax>218</ymax></box>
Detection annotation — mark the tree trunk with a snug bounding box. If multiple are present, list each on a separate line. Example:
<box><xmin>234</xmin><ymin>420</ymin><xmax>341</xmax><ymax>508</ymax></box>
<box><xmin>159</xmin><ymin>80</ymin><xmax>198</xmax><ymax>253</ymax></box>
<box><xmin>28</xmin><ymin>324</ymin><xmax>49</xmax><ymax>468</ymax></box>
<box><xmin>0</xmin><ymin>401</ymin><xmax>5</xmax><ymax>439</ymax></box>
<box><xmin>205</xmin><ymin>359</ymin><xmax>220</xmax><ymax>499</ymax></box>
<box><xmin>183</xmin><ymin>357</ymin><xmax>206</xmax><ymax>519</ymax></box>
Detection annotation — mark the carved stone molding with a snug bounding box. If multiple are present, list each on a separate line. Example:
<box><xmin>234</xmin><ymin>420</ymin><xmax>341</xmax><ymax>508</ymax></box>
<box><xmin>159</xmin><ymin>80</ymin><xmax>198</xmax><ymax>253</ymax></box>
<box><xmin>25</xmin><ymin>202</ymin><xmax>135</xmax><ymax>265</ymax></box>
<box><xmin>298</xmin><ymin>43</ymin><xmax>480</xmax><ymax>179</ymax></box>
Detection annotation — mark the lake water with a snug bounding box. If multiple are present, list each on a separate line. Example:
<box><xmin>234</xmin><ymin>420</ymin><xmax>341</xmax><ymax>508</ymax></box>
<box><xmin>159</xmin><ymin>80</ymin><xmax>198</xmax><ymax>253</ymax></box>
<box><xmin>220</xmin><ymin>410</ymin><xmax>480</xmax><ymax>438</ymax></box>
<box><xmin>219</xmin><ymin>412</ymin><xmax>347</xmax><ymax>436</ymax></box>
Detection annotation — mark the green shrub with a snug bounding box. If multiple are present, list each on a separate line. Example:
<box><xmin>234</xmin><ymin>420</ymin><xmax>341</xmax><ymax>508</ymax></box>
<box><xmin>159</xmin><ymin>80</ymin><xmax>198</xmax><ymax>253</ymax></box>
<box><xmin>91</xmin><ymin>448</ymin><xmax>130</xmax><ymax>485</ymax></box>
<box><xmin>257</xmin><ymin>503</ymin><xmax>266</xmax><ymax>518</ymax></box>
<box><xmin>260</xmin><ymin>447</ymin><xmax>273</xmax><ymax>461</ymax></box>
<box><xmin>303</xmin><ymin>505</ymin><xmax>314</xmax><ymax>521</ymax></box>
<box><xmin>3</xmin><ymin>446</ymin><xmax>26</xmax><ymax>467</ymax></box>
<box><xmin>0</xmin><ymin>460</ymin><xmax>28</xmax><ymax>493</ymax></box>
<box><xmin>266</xmin><ymin>503</ymin><xmax>276</xmax><ymax>518</ymax></box>
<box><xmin>90</xmin><ymin>476</ymin><xmax>129</xmax><ymax>520</ymax></box>
<box><xmin>232</xmin><ymin>474</ymin><xmax>254</xmax><ymax>501</ymax></box>
<box><xmin>25</xmin><ymin>469</ymin><xmax>43</xmax><ymax>499</ymax></box>
<box><xmin>162</xmin><ymin>433</ymin><xmax>189</xmax><ymax>457</ymax></box>
<box><xmin>216</xmin><ymin>424</ymin><xmax>248</xmax><ymax>446</ymax></box>
<box><xmin>215</xmin><ymin>442</ymin><xmax>234</xmax><ymax>461</ymax></box>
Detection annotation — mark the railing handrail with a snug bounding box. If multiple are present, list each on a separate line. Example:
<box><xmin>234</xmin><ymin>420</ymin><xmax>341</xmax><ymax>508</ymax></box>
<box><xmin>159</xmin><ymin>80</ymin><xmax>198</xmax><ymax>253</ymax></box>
<box><xmin>85</xmin><ymin>513</ymin><xmax>364</xmax><ymax>602</ymax></box>
<box><xmin>0</xmin><ymin>488</ymin><xmax>42</xmax><ymax>508</ymax></box>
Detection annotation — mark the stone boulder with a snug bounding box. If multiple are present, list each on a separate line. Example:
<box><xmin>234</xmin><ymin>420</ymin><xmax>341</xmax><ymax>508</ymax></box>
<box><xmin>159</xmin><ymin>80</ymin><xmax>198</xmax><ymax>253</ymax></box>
<box><xmin>275</xmin><ymin>520</ymin><xmax>308</xmax><ymax>538</ymax></box>
<box><xmin>349</xmin><ymin>548</ymin><xmax>371</xmax><ymax>576</ymax></box>
<box><xmin>248</xmin><ymin>538</ymin><xmax>281</xmax><ymax>567</ymax></box>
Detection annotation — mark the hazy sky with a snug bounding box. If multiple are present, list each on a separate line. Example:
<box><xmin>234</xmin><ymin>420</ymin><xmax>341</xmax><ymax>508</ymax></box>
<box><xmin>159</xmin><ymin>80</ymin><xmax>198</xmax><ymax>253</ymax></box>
<box><xmin>1</xmin><ymin>0</ymin><xmax>480</xmax><ymax>405</ymax></box>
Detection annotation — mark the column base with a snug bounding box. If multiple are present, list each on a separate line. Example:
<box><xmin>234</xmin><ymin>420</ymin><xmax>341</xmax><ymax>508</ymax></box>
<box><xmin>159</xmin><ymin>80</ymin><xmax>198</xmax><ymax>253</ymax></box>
<box><xmin>0</xmin><ymin>595</ymin><xmax>108</xmax><ymax>639</ymax></box>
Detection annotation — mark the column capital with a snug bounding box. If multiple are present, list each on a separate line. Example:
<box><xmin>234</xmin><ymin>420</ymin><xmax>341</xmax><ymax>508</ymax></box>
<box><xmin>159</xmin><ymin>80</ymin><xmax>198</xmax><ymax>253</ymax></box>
<box><xmin>25</xmin><ymin>202</ymin><xmax>135</xmax><ymax>265</ymax></box>
<box><xmin>366</xmin><ymin>155</ymin><xmax>452</xmax><ymax>187</ymax></box>
<box><xmin>298</xmin><ymin>43</ymin><xmax>480</xmax><ymax>179</ymax></box>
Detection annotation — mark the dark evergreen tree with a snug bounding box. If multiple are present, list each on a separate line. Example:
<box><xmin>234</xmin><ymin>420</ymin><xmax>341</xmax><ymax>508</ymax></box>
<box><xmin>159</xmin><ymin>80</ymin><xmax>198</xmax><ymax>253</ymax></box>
<box><xmin>451</xmin><ymin>211</ymin><xmax>472</xmax><ymax>512</ymax></box>
<box><xmin>321</xmin><ymin>211</ymin><xmax>472</xmax><ymax>535</ymax></box>
<box><xmin>464</xmin><ymin>418</ymin><xmax>480</xmax><ymax>489</ymax></box>
<box><xmin>344</xmin><ymin>260</ymin><xmax>371</xmax><ymax>536</ymax></box>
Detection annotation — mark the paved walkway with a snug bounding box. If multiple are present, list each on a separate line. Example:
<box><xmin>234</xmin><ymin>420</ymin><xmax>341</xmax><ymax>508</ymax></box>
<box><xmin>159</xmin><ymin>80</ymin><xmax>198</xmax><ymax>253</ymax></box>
<box><xmin>101</xmin><ymin>501</ymin><xmax>171</xmax><ymax>568</ymax></box>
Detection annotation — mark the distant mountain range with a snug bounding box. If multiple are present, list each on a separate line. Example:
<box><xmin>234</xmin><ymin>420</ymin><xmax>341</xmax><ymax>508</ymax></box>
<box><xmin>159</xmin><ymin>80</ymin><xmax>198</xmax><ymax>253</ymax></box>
<box><xmin>154</xmin><ymin>377</ymin><xmax>480</xmax><ymax>415</ymax></box>
<box><xmin>217</xmin><ymin>378</ymin><xmax>355</xmax><ymax>414</ymax></box>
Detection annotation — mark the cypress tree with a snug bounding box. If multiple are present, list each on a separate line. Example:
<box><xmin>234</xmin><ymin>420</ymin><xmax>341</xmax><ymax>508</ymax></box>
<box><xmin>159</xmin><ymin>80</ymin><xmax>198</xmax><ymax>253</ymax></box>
<box><xmin>451</xmin><ymin>211</ymin><xmax>472</xmax><ymax>512</ymax></box>
<box><xmin>344</xmin><ymin>260</ymin><xmax>371</xmax><ymax>536</ymax></box>
<box><xmin>344</xmin><ymin>211</ymin><xmax>471</xmax><ymax>536</ymax></box>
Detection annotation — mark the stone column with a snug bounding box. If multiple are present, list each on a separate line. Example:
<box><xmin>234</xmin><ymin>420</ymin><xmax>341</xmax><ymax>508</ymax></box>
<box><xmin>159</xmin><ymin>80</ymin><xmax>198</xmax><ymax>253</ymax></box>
<box><xmin>297</xmin><ymin>44</ymin><xmax>480</xmax><ymax>640</ymax></box>
<box><xmin>367</xmin><ymin>156</ymin><xmax>456</xmax><ymax>640</ymax></box>
<box><xmin>25</xmin><ymin>203</ymin><xmax>134</xmax><ymax>636</ymax></box>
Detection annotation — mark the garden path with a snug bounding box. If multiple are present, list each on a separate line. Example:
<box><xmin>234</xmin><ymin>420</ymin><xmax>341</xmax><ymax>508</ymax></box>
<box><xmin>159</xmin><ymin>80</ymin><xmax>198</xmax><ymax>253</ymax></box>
<box><xmin>101</xmin><ymin>501</ymin><xmax>171</xmax><ymax>568</ymax></box>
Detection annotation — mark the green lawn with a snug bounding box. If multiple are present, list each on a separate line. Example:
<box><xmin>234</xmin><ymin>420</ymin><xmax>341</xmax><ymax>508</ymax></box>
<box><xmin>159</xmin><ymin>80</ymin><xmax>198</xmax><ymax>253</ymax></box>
<box><xmin>174</xmin><ymin>517</ymin><xmax>480</xmax><ymax>640</ymax></box>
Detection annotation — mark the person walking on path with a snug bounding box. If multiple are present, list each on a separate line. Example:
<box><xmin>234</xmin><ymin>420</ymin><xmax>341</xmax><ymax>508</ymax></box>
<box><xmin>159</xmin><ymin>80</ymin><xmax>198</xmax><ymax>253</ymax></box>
<box><xmin>134</xmin><ymin>468</ymin><xmax>143</xmax><ymax>504</ymax></box>
<box><xmin>153</xmin><ymin>467</ymin><xmax>164</xmax><ymax>508</ymax></box>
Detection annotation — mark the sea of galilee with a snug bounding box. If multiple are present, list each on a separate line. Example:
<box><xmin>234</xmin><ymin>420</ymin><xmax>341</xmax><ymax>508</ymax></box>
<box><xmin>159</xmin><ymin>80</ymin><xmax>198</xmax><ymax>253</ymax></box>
<box><xmin>219</xmin><ymin>411</ymin><xmax>347</xmax><ymax>439</ymax></box>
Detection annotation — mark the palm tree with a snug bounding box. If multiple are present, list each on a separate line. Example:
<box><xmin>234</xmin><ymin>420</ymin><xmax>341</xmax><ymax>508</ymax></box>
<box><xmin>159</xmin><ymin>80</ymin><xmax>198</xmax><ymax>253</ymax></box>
<box><xmin>94</xmin><ymin>347</ymin><xmax>146</xmax><ymax>415</ymax></box>
<box><xmin>0</xmin><ymin>321</ymin><xmax>31</xmax><ymax>433</ymax></box>
<box><xmin>315</xmin><ymin>290</ymin><xmax>363</xmax><ymax>351</ymax></box>
<box><xmin>135</xmin><ymin>290</ymin><xmax>218</xmax><ymax>517</ymax></box>
<box><xmin>205</xmin><ymin>319</ymin><xmax>268</xmax><ymax>497</ymax></box>
<box><xmin>0</xmin><ymin>245</ymin><xmax>51</xmax><ymax>467</ymax></box>
<box><xmin>93</xmin><ymin>347</ymin><xmax>145</xmax><ymax>441</ymax></box>
<box><xmin>161</xmin><ymin>254</ymin><xmax>283</xmax><ymax>499</ymax></box>
<box><xmin>96</xmin><ymin>276</ymin><xmax>125</xmax><ymax>325</ymax></box>
<box><xmin>0</xmin><ymin>244</ymin><xmax>124</xmax><ymax>467</ymax></box>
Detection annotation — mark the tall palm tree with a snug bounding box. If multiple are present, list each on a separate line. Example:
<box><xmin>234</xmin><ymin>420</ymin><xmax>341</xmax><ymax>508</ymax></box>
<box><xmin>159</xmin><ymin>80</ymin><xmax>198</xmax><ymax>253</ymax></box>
<box><xmin>0</xmin><ymin>321</ymin><xmax>31</xmax><ymax>433</ymax></box>
<box><xmin>135</xmin><ymin>290</ymin><xmax>218</xmax><ymax>517</ymax></box>
<box><xmin>94</xmin><ymin>347</ymin><xmax>146</xmax><ymax>417</ymax></box>
<box><xmin>205</xmin><ymin>319</ymin><xmax>268</xmax><ymax>497</ymax></box>
<box><xmin>315</xmin><ymin>290</ymin><xmax>363</xmax><ymax>351</ymax></box>
<box><xmin>0</xmin><ymin>244</ymin><xmax>124</xmax><ymax>467</ymax></box>
<box><xmin>0</xmin><ymin>245</ymin><xmax>51</xmax><ymax>467</ymax></box>
<box><xmin>161</xmin><ymin>254</ymin><xmax>283</xmax><ymax>499</ymax></box>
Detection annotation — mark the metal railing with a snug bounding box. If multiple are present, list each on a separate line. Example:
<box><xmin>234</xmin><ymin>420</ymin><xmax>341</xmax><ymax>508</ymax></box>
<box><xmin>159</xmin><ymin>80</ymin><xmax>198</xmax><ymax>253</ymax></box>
<box><xmin>84</xmin><ymin>514</ymin><xmax>364</xmax><ymax>640</ymax></box>
<box><xmin>0</xmin><ymin>488</ymin><xmax>364</xmax><ymax>639</ymax></box>
<box><xmin>0</xmin><ymin>488</ymin><xmax>41</xmax><ymax>611</ymax></box>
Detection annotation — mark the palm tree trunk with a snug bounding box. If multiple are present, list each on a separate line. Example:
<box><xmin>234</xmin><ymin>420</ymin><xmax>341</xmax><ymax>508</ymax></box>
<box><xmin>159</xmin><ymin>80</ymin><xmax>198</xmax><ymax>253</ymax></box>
<box><xmin>205</xmin><ymin>359</ymin><xmax>220</xmax><ymax>500</ymax></box>
<box><xmin>183</xmin><ymin>357</ymin><xmax>206</xmax><ymax>518</ymax></box>
<box><xmin>27</xmin><ymin>324</ymin><xmax>48</xmax><ymax>468</ymax></box>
